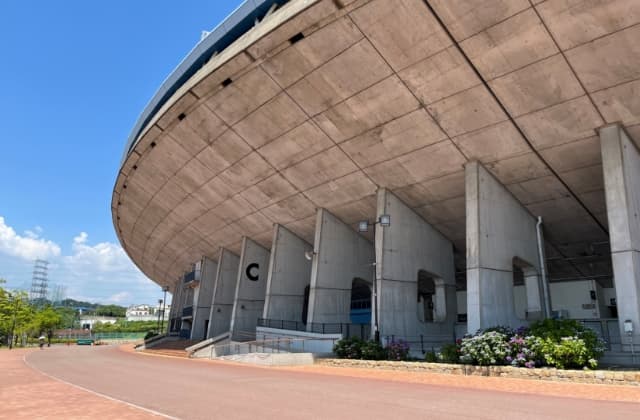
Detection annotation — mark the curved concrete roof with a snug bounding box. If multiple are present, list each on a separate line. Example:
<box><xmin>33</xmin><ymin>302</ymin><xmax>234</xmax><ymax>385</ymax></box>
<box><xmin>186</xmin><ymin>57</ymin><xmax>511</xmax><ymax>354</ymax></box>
<box><xmin>122</xmin><ymin>0</ymin><xmax>291</xmax><ymax>163</ymax></box>
<box><xmin>113</xmin><ymin>0</ymin><xmax>640</xmax><ymax>289</ymax></box>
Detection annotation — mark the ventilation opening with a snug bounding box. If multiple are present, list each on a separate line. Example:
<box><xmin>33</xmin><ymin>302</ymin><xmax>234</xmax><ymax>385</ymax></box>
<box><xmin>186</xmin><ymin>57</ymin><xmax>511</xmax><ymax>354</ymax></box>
<box><xmin>178</xmin><ymin>113</ymin><xmax>186</xmax><ymax>121</ymax></box>
<box><xmin>289</xmin><ymin>32</ymin><xmax>305</xmax><ymax>45</ymax></box>
<box><xmin>123</xmin><ymin>184</ymin><xmax>127</xmax><ymax>189</ymax></box>
<box><xmin>132</xmin><ymin>165</ymin><xmax>137</xmax><ymax>170</ymax></box>
<box><xmin>150</xmin><ymin>141</ymin><xmax>156</xmax><ymax>148</ymax></box>
<box><xmin>221</xmin><ymin>78</ymin><xmax>233</xmax><ymax>87</ymax></box>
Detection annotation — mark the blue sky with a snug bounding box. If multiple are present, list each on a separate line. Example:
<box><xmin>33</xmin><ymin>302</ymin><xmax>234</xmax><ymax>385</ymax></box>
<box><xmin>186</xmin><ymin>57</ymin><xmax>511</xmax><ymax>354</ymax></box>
<box><xmin>0</xmin><ymin>0</ymin><xmax>240</xmax><ymax>305</ymax></box>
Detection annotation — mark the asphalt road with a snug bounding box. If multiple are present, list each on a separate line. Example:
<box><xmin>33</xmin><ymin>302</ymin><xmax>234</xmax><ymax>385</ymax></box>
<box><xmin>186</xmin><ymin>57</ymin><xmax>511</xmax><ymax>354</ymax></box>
<box><xmin>25</xmin><ymin>346</ymin><xmax>639</xmax><ymax>420</ymax></box>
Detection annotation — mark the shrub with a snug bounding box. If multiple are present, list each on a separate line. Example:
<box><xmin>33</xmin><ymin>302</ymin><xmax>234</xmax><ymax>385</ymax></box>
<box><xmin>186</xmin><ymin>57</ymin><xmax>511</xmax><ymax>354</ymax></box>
<box><xmin>144</xmin><ymin>331</ymin><xmax>158</xmax><ymax>340</ymax></box>
<box><xmin>386</xmin><ymin>339</ymin><xmax>410</xmax><ymax>361</ymax></box>
<box><xmin>333</xmin><ymin>337</ymin><xmax>364</xmax><ymax>359</ymax></box>
<box><xmin>459</xmin><ymin>331</ymin><xmax>510</xmax><ymax>365</ymax></box>
<box><xmin>361</xmin><ymin>340</ymin><xmax>387</xmax><ymax>360</ymax></box>
<box><xmin>528</xmin><ymin>319</ymin><xmax>604</xmax><ymax>369</ymax></box>
<box><xmin>424</xmin><ymin>351</ymin><xmax>438</xmax><ymax>363</ymax></box>
<box><xmin>438</xmin><ymin>342</ymin><xmax>460</xmax><ymax>364</ymax></box>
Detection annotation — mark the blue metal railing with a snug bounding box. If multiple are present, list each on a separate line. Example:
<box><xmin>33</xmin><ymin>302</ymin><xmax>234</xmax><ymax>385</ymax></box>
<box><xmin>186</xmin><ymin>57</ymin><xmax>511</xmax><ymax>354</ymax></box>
<box><xmin>182</xmin><ymin>306</ymin><xmax>193</xmax><ymax>317</ymax></box>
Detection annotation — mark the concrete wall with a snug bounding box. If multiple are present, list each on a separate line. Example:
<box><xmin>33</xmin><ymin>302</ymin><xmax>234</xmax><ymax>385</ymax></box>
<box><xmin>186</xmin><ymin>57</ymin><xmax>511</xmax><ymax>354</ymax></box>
<box><xmin>307</xmin><ymin>209</ymin><xmax>374</xmax><ymax>328</ymax></box>
<box><xmin>230</xmin><ymin>237</ymin><xmax>270</xmax><ymax>340</ymax></box>
<box><xmin>375</xmin><ymin>189</ymin><xmax>456</xmax><ymax>341</ymax></box>
<box><xmin>191</xmin><ymin>257</ymin><xmax>218</xmax><ymax>340</ymax></box>
<box><xmin>263</xmin><ymin>224</ymin><xmax>313</xmax><ymax>323</ymax></box>
<box><xmin>600</xmin><ymin>124</ymin><xmax>640</xmax><ymax>349</ymax></box>
<box><xmin>207</xmin><ymin>248</ymin><xmax>240</xmax><ymax>339</ymax></box>
<box><xmin>466</xmin><ymin>161</ymin><xmax>543</xmax><ymax>332</ymax></box>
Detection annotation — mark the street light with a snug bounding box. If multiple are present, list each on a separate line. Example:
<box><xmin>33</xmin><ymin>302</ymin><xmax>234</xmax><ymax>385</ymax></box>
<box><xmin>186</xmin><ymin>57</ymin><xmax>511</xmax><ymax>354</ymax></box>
<box><xmin>161</xmin><ymin>286</ymin><xmax>169</xmax><ymax>333</ymax></box>
<box><xmin>157</xmin><ymin>299</ymin><xmax>163</xmax><ymax>333</ymax></box>
<box><xmin>357</xmin><ymin>215</ymin><xmax>392</xmax><ymax>343</ymax></box>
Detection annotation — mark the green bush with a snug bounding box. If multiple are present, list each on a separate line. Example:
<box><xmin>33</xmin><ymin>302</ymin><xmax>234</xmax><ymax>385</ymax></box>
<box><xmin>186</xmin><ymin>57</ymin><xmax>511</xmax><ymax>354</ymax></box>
<box><xmin>459</xmin><ymin>331</ymin><xmax>510</xmax><ymax>365</ymax></box>
<box><xmin>438</xmin><ymin>343</ymin><xmax>460</xmax><ymax>364</ymax></box>
<box><xmin>333</xmin><ymin>337</ymin><xmax>365</xmax><ymax>359</ymax></box>
<box><xmin>424</xmin><ymin>351</ymin><xmax>438</xmax><ymax>363</ymax></box>
<box><xmin>144</xmin><ymin>331</ymin><xmax>158</xmax><ymax>340</ymax></box>
<box><xmin>361</xmin><ymin>340</ymin><xmax>387</xmax><ymax>360</ymax></box>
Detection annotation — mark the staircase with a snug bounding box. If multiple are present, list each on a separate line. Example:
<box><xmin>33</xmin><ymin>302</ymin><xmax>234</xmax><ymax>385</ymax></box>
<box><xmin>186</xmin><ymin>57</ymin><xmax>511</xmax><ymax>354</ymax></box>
<box><xmin>141</xmin><ymin>339</ymin><xmax>200</xmax><ymax>358</ymax></box>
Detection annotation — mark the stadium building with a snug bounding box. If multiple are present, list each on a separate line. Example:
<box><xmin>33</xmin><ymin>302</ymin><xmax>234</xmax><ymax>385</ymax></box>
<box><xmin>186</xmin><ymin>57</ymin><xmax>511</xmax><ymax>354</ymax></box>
<box><xmin>113</xmin><ymin>0</ymin><xmax>640</xmax><ymax>361</ymax></box>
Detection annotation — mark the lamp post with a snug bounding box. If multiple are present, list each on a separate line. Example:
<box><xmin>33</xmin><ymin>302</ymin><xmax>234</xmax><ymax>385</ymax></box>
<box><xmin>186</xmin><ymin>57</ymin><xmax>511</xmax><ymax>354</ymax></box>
<box><xmin>161</xmin><ymin>286</ymin><xmax>169</xmax><ymax>333</ymax></box>
<box><xmin>358</xmin><ymin>214</ymin><xmax>391</xmax><ymax>343</ymax></box>
<box><xmin>157</xmin><ymin>299</ymin><xmax>163</xmax><ymax>333</ymax></box>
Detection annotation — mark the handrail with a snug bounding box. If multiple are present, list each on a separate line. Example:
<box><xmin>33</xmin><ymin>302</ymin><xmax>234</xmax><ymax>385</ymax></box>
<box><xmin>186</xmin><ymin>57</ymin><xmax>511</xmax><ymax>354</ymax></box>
<box><xmin>208</xmin><ymin>336</ymin><xmax>338</xmax><ymax>359</ymax></box>
<box><xmin>257</xmin><ymin>318</ymin><xmax>371</xmax><ymax>339</ymax></box>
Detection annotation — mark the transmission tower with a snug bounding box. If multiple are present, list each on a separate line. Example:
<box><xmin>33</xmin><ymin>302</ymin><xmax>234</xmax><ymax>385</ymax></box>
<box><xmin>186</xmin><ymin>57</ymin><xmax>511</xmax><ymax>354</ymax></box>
<box><xmin>30</xmin><ymin>259</ymin><xmax>49</xmax><ymax>304</ymax></box>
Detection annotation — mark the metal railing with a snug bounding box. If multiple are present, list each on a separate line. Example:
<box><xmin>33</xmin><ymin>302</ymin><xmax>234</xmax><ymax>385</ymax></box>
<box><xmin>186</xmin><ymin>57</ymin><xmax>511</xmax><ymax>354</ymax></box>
<box><xmin>183</xmin><ymin>270</ymin><xmax>196</xmax><ymax>283</ymax></box>
<box><xmin>182</xmin><ymin>306</ymin><xmax>193</xmax><ymax>317</ymax></box>
<box><xmin>207</xmin><ymin>337</ymin><xmax>339</xmax><ymax>358</ymax></box>
<box><xmin>257</xmin><ymin>318</ymin><xmax>371</xmax><ymax>340</ymax></box>
<box><xmin>576</xmin><ymin>318</ymin><xmax>620</xmax><ymax>351</ymax></box>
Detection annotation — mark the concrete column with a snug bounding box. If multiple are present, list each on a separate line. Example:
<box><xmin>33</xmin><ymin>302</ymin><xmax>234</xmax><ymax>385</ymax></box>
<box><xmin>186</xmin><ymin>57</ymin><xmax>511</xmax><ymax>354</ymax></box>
<box><xmin>229</xmin><ymin>237</ymin><xmax>270</xmax><ymax>340</ymax></box>
<box><xmin>600</xmin><ymin>124</ymin><xmax>640</xmax><ymax>349</ymax></box>
<box><xmin>190</xmin><ymin>257</ymin><xmax>218</xmax><ymax>340</ymax></box>
<box><xmin>307</xmin><ymin>209</ymin><xmax>375</xmax><ymax>329</ymax></box>
<box><xmin>263</xmin><ymin>224</ymin><xmax>313</xmax><ymax>324</ymax></box>
<box><xmin>168</xmin><ymin>282</ymin><xmax>181</xmax><ymax>332</ymax></box>
<box><xmin>465</xmin><ymin>161</ymin><xmax>542</xmax><ymax>332</ymax></box>
<box><xmin>206</xmin><ymin>248</ymin><xmax>239</xmax><ymax>339</ymax></box>
<box><xmin>375</xmin><ymin>189</ymin><xmax>456</xmax><ymax>342</ymax></box>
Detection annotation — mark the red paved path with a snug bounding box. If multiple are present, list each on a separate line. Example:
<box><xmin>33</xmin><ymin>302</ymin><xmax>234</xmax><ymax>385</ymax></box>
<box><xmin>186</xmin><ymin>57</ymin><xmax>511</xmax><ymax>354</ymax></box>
<box><xmin>13</xmin><ymin>345</ymin><xmax>640</xmax><ymax>419</ymax></box>
<box><xmin>0</xmin><ymin>348</ymin><xmax>161</xmax><ymax>419</ymax></box>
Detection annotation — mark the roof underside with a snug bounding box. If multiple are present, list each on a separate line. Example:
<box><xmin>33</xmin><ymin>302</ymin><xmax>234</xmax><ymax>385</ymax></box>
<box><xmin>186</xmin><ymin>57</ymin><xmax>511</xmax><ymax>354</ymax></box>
<box><xmin>113</xmin><ymin>0</ymin><xmax>640</xmax><ymax>290</ymax></box>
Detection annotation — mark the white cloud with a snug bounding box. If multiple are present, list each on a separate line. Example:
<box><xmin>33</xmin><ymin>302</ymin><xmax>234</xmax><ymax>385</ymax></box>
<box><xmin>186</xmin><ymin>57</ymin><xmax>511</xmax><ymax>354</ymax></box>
<box><xmin>0</xmin><ymin>217</ymin><xmax>61</xmax><ymax>260</ymax></box>
<box><xmin>0</xmin><ymin>217</ymin><xmax>161</xmax><ymax>306</ymax></box>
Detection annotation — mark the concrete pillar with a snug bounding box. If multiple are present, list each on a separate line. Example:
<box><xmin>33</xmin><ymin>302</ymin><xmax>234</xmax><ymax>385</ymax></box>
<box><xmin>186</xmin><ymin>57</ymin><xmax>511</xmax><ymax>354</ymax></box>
<box><xmin>263</xmin><ymin>224</ymin><xmax>313</xmax><ymax>324</ymax></box>
<box><xmin>307</xmin><ymin>209</ymin><xmax>375</xmax><ymax>329</ymax></box>
<box><xmin>375</xmin><ymin>189</ymin><xmax>456</xmax><ymax>341</ymax></box>
<box><xmin>206</xmin><ymin>248</ymin><xmax>239</xmax><ymax>339</ymax></box>
<box><xmin>600</xmin><ymin>124</ymin><xmax>640</xmax><ymax>349</ymax></box>
<box><xmin>229</xmin><ymin>237</ymin><xmax>270</xmax><ymax>340</ymax></box>
<box><xmin>465</xmin><ymin>161</ymin><xmax>542</xmax><ymax>332</ymax></box>
<box><xmin>190</xmin><ymin>257</ymin><xmax>218</xmax><ymax>340</ymax></box>
<box><xmin>168</xmin><ymin>282</ymin><xmax>181</xmax><ymax>333</ymax></box>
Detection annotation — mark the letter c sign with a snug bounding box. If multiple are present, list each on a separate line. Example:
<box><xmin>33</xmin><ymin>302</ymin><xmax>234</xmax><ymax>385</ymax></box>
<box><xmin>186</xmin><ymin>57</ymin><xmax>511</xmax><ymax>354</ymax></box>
<box><xmin>246</xmin><ymin>263</ymin><xmax>259</xmax><ymax>281</ymax></box>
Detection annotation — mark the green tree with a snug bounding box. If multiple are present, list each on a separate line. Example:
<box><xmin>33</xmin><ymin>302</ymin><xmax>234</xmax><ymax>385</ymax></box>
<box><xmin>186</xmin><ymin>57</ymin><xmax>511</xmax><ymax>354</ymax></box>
<box><xmin>95</xmin><ymin>304</ymin><xmax>126</xmax><ymax>318</ymax></box>
<box><xmin>33</xmin><ymin>306</ymin><xmax>63</xmax><ymax>346</ymax></box>
<box><xmin>0</xmin><ymin>280</ymin><xmax>33</xmax><ymax>348</ymax></box>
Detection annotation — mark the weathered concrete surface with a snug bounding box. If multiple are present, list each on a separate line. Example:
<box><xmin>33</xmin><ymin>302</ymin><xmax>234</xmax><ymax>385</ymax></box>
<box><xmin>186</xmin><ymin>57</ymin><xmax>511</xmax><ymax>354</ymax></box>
<box><xmin>600</xmin><ymin>124</ymin><xmax>640</xmax><ymax>349</ymax></box>
<box><xmin>230</xmin><ymin>237</ymin><xmax>270</xmax><ymax>340</ymax></box>
<box><xmin>307</xmin><ymin>209</ymin><xmax>374</xmax><ymax>328</ymax></box>
<box><xmin>191</xmin><ymin>257</ymin><xmax>217</xmax><ymax>340</ymax></box>
<box><xmin>112</xmin><ymin>0</ymin><xmax>640</xmax><ymax>349</ymax></box>
<box><xmin>263</xmin><ymin>224</ymin><xmax>313</xmax><ymax>322</ymax></box>
<box><xmin>375</xmin><ymin>189</ymin><xmax>456</xmax><ymax>340</ymax></box>
<box><xmin>466</xmin><ymin>161</ymin><xmax>542</xmax><ymax>332</ymax></box>
<box><xmin>207</xmin><ymin>248</ymin><xmax>239</xmax><ymax>339</ymax></box>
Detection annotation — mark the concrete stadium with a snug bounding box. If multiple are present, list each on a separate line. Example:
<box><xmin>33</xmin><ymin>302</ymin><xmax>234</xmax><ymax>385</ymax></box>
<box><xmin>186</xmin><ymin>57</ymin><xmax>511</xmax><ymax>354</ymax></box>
<box><xmin>112</xmin><ymin>0</ymin><xmax>640</xmax><ymax>361</ymax></box>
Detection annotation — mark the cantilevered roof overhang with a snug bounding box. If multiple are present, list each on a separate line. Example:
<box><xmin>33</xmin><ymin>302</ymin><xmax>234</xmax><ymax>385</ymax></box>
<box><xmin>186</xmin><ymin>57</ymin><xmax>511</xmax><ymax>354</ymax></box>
<box><xmin>113</xmin><ymin>0</ymin><xmax>640</xmax><ymax>290</ymax></box>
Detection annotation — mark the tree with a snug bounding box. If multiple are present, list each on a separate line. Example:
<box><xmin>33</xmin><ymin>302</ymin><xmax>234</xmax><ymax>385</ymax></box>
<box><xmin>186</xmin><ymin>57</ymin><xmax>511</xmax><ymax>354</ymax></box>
<box><xmin>95</xmin><ymin>304</ymin><xmax>126</xmax><ymax>318</ymax></box>
<box><xmin>33</xmin><ymin>306</ymin><xmax>63</xmax><ymax>346</ymax></box>
<box><xmin>0</xmin><ymin>280</ymin><xmax>33</xmax><ymax>349</ymax></box>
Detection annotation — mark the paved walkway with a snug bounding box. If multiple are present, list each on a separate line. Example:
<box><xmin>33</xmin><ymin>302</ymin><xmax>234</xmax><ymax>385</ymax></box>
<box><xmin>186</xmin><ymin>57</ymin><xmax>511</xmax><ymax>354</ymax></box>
<box><xmin>17</xmin><ymin>345</ymin><xmax>640</xmax><ymax>419</ymax></box>
<box><xmin>0</xmin><ymin>348</ymin><xmax>161</xmax><ymax>419</ymax></box>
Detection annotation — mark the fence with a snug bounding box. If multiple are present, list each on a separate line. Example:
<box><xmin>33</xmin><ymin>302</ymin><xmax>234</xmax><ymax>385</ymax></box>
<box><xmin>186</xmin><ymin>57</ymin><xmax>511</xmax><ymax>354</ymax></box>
<box><xmin>207</xmin><ymin>337</ymin><xmax>339</xmax><ymax>358</ymax></box>
<box><xmin>257</xmin><ymin>318</ymin><xmax>370</xmax><ymax>340</ymax></box>
<box><xmin>577</xmin><ymin>318</ymin><xmax>621</xmax><ymax>351</ymax></box>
